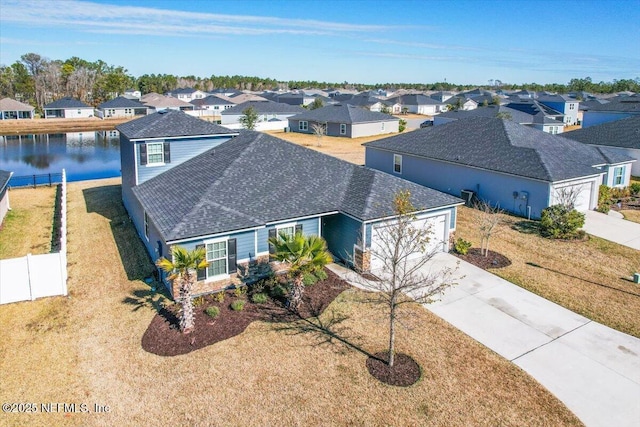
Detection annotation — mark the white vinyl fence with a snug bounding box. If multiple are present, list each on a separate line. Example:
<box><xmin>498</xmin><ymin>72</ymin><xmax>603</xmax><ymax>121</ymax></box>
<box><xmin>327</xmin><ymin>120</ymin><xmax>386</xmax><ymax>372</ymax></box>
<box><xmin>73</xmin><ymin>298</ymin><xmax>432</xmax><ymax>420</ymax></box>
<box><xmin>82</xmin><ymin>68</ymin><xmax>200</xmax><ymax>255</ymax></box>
<box><xmin>0</xmin><ymin>170</ymin><xmax>68</xmax><ymax>304</ymax></box>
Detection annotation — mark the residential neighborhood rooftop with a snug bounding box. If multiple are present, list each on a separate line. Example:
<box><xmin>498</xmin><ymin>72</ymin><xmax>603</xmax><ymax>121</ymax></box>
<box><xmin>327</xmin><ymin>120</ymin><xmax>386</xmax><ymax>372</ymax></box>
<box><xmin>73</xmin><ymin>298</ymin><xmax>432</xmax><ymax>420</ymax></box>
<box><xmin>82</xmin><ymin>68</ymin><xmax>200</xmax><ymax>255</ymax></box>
<box><xmin>289</xmin><ymin>103</ymin><xmax>397</xmax><ymax>124</ymax></box>
<box><xmin>221</xmin><ymin>100</ymin><xmax>305</xmax><ymax>115</ymax></box>
<box><xmin>44</xmin><ymin>97</ymin><xmax>92</xmax><ymax>109</ymax></box>
<box><xmin>563</xmin><ymin>115</ymin><xmax>640</xmax><ymax>150</ymax></box>
<box><xmin>116</xmin><ymin>109</ymin><xmax>236</xmax><ymax>139</ymax></box>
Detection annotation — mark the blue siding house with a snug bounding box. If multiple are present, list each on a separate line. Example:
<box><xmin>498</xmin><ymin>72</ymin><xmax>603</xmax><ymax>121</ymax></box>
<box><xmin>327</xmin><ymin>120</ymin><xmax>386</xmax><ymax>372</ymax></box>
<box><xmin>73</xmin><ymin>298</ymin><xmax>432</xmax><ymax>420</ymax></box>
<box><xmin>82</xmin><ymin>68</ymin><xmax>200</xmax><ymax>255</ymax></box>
<box><xmin>119</xmin><ymin>112</ymin><xmax>463</xmax><ymax>298</ymax></box>
<box><xmin>364</xmin><ymin>117</ymin><xmax>627</xmax><ymax>220</ymax></box>
<box><xmin>582</xmin><ymin>94</ymin><xmax>640</xmax><ymax>128</ymax></box>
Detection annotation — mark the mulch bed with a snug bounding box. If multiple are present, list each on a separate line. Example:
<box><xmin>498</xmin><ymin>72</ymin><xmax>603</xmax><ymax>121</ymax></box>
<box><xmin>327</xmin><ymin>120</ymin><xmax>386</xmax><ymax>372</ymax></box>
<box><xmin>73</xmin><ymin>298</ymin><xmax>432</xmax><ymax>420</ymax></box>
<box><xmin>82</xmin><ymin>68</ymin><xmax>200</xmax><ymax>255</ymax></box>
<box><xmin>141</xmin><ymin>269</ymin><xmax>350</xmax><ymax>357</ymax></box>
<box><xmin>453</xmin><ymin>248</ymin><xmax>512</xmax><ymax>270</ymax></box>
<box><xmin>366</xmin><ymin>351</ymin><xmax>422</xmax><ymax>386</ymax></box>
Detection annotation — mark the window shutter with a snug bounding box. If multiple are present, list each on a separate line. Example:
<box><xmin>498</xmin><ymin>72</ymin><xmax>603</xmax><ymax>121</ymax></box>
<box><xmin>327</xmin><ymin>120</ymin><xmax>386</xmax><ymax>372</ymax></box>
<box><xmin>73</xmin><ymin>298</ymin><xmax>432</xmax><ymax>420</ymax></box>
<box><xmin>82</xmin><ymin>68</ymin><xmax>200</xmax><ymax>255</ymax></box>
<box><xmin>268</xmin><ymin>228</ymin><xmax>277</xmax><ymax>254</ymax></box>
<box><xmin>163</xmin><ymin>142</ymin><xmax>171</xmax><ymax>163</ymax></box>
<box><xmin>227</xmin><ymin>238</ymin><xmax>237</xmax><ymax>274</ymax></box>
<box><xmin>196</xmin><ymin>244</ymin><xmax>206</xmax><ymax>281</ymax></box>
<box><xmin>140</xmin><ymin>143</ymin><xmax>147</xmax><ymax>165</ymax></box>
<box><xmin>295</xmin><ymin>224</ymin><xmax>303</xmax><ymax>235</ymax></box>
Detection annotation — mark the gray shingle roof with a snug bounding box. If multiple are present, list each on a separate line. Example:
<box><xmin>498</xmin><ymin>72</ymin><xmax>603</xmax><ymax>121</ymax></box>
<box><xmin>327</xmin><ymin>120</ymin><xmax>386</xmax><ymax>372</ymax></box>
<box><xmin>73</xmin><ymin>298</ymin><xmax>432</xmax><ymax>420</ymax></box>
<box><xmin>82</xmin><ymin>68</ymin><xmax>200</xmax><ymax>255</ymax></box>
<box><xmin>582</xmin><ymin>94</ymin><xmax>640</xmax><ymax>112</ymax></box>
<box><xmin>221</xmin><ymin>100</ymin><xmax>305</xmax><ymax>115</ymax></box>
<box><xmin>44</xmin><ymin>97</ymin><xmax>92</xmax><ymax>109</ymax></box>
<box><xmin>0</xmin><ymin>170</ymin><xmax>12</xmax><ymax>192</ymax></box>
<box><xmin>563</xmin><ymin>115</ymin><xmax>640</xmax><ymax>150</ymax></box>
<box><xmin>116</xmin><ymin>110</ymin><xmax>237</xmax><ymax>139</ymax></box>
<box><xmin>190</xmin><ymin>95</ymin><xmax>234</xmax><ymax>107</ymax></box>
<box><xmin>388</xmin><ymin>94</ymin><xmax>443</xmax><ymax>106</ymax></box>
<box><xmin>289</xmin><ymin>103</ymin><xmax>397</xmax><ymax>124</ymax></box>
<box><xmin>99</xmin><ymin>96</ymin><xmax>147</xmax><ymax>109</ymax></box>
<box><xmin>132</xmin><ymin>131</ymin><xmax>462</xmax><ymax>242</ymax></box>
<box><xmin>365</xmin><ymin>117</ymin><xmax>605</xmax><ymax>182</ymax></box>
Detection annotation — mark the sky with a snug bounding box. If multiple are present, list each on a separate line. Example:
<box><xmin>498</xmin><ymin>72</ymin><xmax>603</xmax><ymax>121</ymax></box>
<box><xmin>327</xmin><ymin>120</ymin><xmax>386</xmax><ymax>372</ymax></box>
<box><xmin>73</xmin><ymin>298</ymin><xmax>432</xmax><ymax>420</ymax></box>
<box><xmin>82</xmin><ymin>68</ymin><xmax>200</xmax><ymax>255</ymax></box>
<box><xmin>0</xmin><ymin>0</ymin><xmax>639</xmax><ymax>86</ymax></box>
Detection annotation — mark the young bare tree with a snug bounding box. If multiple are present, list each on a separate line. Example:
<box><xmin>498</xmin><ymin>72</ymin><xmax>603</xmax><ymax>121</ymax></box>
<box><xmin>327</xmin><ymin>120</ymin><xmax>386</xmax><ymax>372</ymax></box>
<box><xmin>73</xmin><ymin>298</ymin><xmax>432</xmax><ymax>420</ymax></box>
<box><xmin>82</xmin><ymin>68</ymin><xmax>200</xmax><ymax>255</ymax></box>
<box><xmin>475</xmin><ymin>200</ymin><xmax>503</xmax><ymax>257</ymax></box>
<box><xmin>311</xmin><ymin>122</ymin><xmax>326</xmax><ymax>147</ymax></box>
<box><xmin>554</xmin><ymin>185</ymin><xmax>582</xmax><ymax>210</ymax></box>
<box><xmin>350</xmin><ymin>190</ymin><xmax>458</xmax><ymax>367</ymax></box>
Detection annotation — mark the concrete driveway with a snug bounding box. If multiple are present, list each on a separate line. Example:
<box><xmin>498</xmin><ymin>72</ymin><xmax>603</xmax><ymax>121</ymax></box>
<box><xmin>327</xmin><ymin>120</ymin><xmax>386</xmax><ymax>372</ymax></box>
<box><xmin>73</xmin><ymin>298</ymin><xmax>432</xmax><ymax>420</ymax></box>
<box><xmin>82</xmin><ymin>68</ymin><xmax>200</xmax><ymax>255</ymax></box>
<box><xmin>583</xmin><ymin>210</ymin><xmax>640</xmax><ymax>250</ymax></box>
<box><xmin>328</xmin><ymin>253</ymin><xmax>640</xmax><ymax>427</ymax></box>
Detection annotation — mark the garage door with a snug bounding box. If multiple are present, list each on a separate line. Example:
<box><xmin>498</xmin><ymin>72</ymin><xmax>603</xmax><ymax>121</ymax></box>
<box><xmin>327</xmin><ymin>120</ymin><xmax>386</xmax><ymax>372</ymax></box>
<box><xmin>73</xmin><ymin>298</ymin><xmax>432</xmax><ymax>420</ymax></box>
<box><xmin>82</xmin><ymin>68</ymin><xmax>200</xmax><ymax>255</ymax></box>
<box><xmin>369</xmin><ymin>214</ymin><xmax>447</xmax><ymax>271</ymax></box>
<box><xmin>553</xmin><ymin>182</ymin><xmax>593</xmax><ymax>212</ymax></box>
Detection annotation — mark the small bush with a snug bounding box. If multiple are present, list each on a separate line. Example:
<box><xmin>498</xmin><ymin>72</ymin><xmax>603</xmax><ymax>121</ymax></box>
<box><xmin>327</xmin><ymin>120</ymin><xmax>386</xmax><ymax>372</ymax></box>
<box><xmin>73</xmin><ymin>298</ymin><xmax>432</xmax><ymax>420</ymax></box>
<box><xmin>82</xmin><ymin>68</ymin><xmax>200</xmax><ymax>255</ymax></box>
<box><xmin>454</xmin><ymin>238</ymin><xmax>472</xmax><ymax>255</ymax></box>
<box><xmin>213</xmin><ymin>292</ymin><xmax>225</xmax><ymax>303</ymax></box>
<box><xmin>192</xmin><ymin>296</ymin><xmax>205</xmax><ymax>307</ymax></box>
<box><xmin>233</xmin><ymin>285</ymin><xmax>247</xmax><ymax>298</ymax></box>
<box><xmin>630</xmin><ymin>182</ymin><xmax>640</xmax><ymax>196</ymax></box>
<box><xmin>314</xmin><ymin>269</ymin><xmax>328</xmax><ymax>281</ymax></box>
<box><xmin>597</xmin><ymin>185</ymin><xmax>612</xmax><ymax>213</ymax></box>
<box><xmin>303</xmin><ymin>272</ymin><xmax>318</xmax><ymax>286</ymax></box>
<box><xmin>251</xmin><ymin>293</ymin><xmax>268</xmax><ymax>304</ymax></box>
<box><xmin>540</xmin><ymin>204</ymin><xmax>585</xmax><ymax>239</ymax></box>
<box><xmin>231</xmin><ymin>300</ymin><xmax>245</xmax><ymax>311</ymax></box>
<box><xmin>205</xmin><ymin>306</ymin><xmax>220</xmax><ymax>318</ymax></box>
<box><xmin>270</xmin><ymin>284</ymin><xmax>287</xmax><ymax>298</ymax></box>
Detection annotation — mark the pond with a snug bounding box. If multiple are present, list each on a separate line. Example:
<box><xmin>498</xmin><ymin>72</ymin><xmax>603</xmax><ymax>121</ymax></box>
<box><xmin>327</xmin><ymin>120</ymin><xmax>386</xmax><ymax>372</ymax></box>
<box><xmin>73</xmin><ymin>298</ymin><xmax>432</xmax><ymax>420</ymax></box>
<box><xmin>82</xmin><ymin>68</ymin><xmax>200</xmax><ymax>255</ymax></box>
<box><xmin>0</xmin><ymin>130</ymin><xmax>121</xmax><ymax>186</ymax></box>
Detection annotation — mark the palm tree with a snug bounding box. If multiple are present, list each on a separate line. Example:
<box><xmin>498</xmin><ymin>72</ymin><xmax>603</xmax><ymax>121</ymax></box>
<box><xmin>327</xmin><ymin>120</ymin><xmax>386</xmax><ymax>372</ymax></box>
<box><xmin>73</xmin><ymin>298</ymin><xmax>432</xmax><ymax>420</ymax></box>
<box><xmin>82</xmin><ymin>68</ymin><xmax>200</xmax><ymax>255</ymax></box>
<box><xmin>156</xmin><ymin>246</ymin><xmax>208</xmax><ymax>334</ymax></box>
<box><xmin>268</xmin><ymin>231</ymin><xmax>333</xmax><ymax>312</ymax></box>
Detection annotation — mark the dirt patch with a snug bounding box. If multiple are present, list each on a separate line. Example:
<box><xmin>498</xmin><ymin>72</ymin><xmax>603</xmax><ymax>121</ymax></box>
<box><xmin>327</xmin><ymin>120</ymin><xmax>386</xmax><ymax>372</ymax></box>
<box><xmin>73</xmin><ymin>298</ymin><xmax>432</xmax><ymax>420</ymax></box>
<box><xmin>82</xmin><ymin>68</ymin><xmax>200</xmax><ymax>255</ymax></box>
<box><xmin>366</xmin><ymin>351</ymin><xmax>422</xmax><ymax>386</ymax></box>
<box><xmin>141</xmin><ymin>269</ymin><xmax>350</xmax><ymax>356</ymax></box>
<box><xmin>454</xmin><ymin>248</ymin><xmax>512</xmax><ymax>269</ymax></box>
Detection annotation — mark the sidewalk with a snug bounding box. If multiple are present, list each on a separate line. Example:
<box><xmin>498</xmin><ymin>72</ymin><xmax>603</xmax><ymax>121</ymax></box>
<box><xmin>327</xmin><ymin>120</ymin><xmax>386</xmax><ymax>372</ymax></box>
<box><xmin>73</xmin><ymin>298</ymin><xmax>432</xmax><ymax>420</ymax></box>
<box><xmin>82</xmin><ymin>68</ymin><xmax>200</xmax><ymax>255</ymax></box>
<box><xmin>328</xmin><ymin>254</ymin><xmax>640</xmax><ymax>427</ymax></box>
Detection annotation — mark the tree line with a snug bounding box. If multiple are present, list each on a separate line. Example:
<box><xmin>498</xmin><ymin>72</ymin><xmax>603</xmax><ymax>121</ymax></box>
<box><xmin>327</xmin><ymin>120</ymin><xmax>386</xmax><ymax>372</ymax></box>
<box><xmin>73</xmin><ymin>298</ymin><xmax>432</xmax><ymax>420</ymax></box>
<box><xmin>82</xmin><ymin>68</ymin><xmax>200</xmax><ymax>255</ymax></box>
<box><xmin>1</xmin><ymin>52</ymin><xmax>638</xmax><ymax>112</ymax></box>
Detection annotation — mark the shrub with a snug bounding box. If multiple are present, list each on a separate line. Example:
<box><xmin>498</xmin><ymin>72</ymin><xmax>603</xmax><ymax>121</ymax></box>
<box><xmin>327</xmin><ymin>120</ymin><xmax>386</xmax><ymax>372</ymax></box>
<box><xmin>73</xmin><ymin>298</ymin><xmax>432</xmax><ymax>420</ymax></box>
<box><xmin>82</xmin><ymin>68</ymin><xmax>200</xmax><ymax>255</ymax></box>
<box><xmin>230</xmin><ymin>300</ymin><xmax>245</xmax><ymax>311</ymax></box>
<box><xmin>192</xmin><ymin>296</ymin><xmax>205</xmax><ymax>307</ymax></box>
<box><xmin>454</xmin><ymin>238</ymin><xmax>472</xmax><ymax>255</ymax></box>
<box><xmin>540</xmin><ymin>204</ymin><xmax>585</xmax><ymax>239</ymax></box>
<box><xmin>270</xmin><ymin>284</ymin><xmax>287</xmax><ymax>299</ymax></box>
<box><xmin>233</xmin><ymin>285</ymin><xmax>247</xmax><ymax>298</ymax></box>
<box><xmin>213</xmin><ymin>291</ymin><xmax>225</xmax><ymax>303</ymax></box>
<box><xmin>251</xmin><ymin>293</ymin><xmax>268</xmax><ymax>304</ymax></box>
<box><xmin>630</xmin><ymin>182</ymin><xmax>640</xmax><ymax>196</ymax></box>
<box><xmin>303</xmin><ymin>272</ymin><xmax>319</xmax><ymax>286</ymax></box>
<box><xmin>314</xmin><ymin>269</ymin><xmax>328</xmax><ymax>281</ymax></box>
<box><xmin>597</xmin><ymin>185</ymin><xmax>612</xmax><ymax>213</ymax></box>
<box><xmin>205</xmin><ymin>306</ymin><xmax>220</xmax><ymax>318</ymax></box>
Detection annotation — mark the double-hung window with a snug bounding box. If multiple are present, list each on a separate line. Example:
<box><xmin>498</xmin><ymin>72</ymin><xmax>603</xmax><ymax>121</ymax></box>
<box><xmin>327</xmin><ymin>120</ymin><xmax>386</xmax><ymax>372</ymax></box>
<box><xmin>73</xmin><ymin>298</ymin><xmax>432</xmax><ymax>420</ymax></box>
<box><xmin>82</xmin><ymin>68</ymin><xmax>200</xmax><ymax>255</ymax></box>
<box><xmin>277</xmin><ymin>225</ymin><xmax>295</xmax><ymax>239</ymax></box>
<box><xmin>613</xmin><ymin>166</ymin><xmax>625</xmax><ymax>186</ymax></box>
<box><xmin>206</xmin><ymin>240</ymin><xmax>228</xmax><ymax>278</ymax></box>
<box><xmin>393</xmin><ymin>154</ymin><xmax>402</xmax><ymax>174</ymax></box>
<box><xmin>146</xmin><ymin>142</ymin><xmax>164</xmax><ymax>165</ymax></box>
<box><xmin>299</xmin><ymin>121</ymin><xmax>308</xmax><ymax>131</ymax></box>
<box><xmin>340</xmin><ymin>124</ymin><xmax>347</xmax><ymax>135</ymax></box>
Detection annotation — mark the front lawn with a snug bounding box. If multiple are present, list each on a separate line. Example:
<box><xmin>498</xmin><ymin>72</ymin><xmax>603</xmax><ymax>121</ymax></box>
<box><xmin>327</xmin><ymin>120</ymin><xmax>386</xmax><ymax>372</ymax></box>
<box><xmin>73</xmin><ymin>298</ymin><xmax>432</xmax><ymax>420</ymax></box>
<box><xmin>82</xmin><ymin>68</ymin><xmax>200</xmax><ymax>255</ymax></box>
<box><xmin>455</xmin><ymin>206</ymin><xmax>640</xmax><ymax>338</ymax></box>
<box><xmin>0</xmin><ymin>179</ymin><xmax>582</xmax><ymax>426</ymax></box>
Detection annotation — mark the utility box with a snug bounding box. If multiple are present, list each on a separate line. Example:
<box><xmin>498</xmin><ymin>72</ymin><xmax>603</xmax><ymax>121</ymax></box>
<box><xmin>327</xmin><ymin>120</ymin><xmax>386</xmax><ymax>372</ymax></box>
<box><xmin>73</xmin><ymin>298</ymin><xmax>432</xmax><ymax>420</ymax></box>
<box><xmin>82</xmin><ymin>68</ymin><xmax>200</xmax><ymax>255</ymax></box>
<box><xmin>634</xmin><ymin>273</ymin><xmax>640</xmax><ymax>284</ymax></box>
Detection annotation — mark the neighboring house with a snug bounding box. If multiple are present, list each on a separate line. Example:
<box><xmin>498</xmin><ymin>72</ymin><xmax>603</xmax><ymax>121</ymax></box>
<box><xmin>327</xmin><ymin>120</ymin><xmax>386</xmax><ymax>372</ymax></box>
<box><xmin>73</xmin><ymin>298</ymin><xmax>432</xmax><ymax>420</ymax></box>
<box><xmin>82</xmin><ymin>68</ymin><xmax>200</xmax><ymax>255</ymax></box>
<box><xmin>504</xmin><ymin>100</ymin><xmax>565</xmax><ymax>133</ymax></box>
<box><xmin>116</xmin><ymin>110</ymin><xmax>240</xmax><ymax>247</ymax></box>
<box><xmin>0</xmin><ymin>98</ymin><xmax>34</xmax><ymax>120</ymax></box>
<box><xmin>563</xmin><ymin>115</ymin><xmax>640</xmax><ymax>178</ymax></box>
<box><xmin>141</xmin><ymin>93</ymin><xmax>194</xmax><ymax>112</ymax></box>
<box><xmin>43</xmin><ymin>97</ymin><xmax>94</xmax><ymax>119</ymax></box>
<box><xmin>228</xmin><ymin>93</ymin><xmax>268</xmax><ymax>104</ymax></box>
<box><xmin>430</xmin><ymin>91</ymin><xmax>455</xmax><ymax>102</ymax></box>
<box><xmin>434</xmin><ymin>104</ymin><xmax>565</xmax><ymax>134</ymax></box>
<box><xmin>220</xmin><ymin>100</ymin><xmax>305</xmax><ymax>128</ymax></box>
<box><xmin>0</xmin><ymin>170</ymin><xmax>13</xmax><ymax>225</ymax></box>
<box><xmin>386</xmin><ymin>94</ymin><xmax>447</xmax><ymax>115</ymax></box>
<box><xmin>166</xmin><ymin>87</ymin><xmax>209</xmax><ymax>102</ymax></box>
<box><xmin>190</xmin><ymin>95</ymin><xmax>235</xmax><ymax>111</ymax></box>
<box><xmin>288</xmin><ymin>103</ymin><xmax>399</xmax><ymax>138</ymax></box>
<box><xmin>364</xmin><ymin>117</ymin><xmax>630</xmax><ymax>219</ymax></box>
<box><xmin>119</xmin><ymin>124</ymin><xmax>462</xmax><ymax>297</ymax></box>
<box><xmin>124</xmin><ymin>89</ymin><xmax>142</xmax><ymax>99</ymax></box>
<box><xmin>537</xmin><ymin>94</ymin><xmax>580</xmax><ymax>125</ymax></box>
<box><xmin>272</xmin><ymin>92</ymin><xmax>316</xmax><ymax>107</ymax></box>
<box><xmin>342</xmin><ymin>95</ymin><xmax>386</xmax><ymax>112</ymax></box>
<box><xmin>98</xmin><ymin>97</ymin><xmax>148</xmax><ymax>118</ymax></box>
<box><xmin>581</xmin><ymin>94</ymin><xmax>640</xmax><ymax>128</ymax></box>
<box><xmin>446</xmin><ymin>96</ymin><xmax>478</xmax><ymax>111</ymax></box>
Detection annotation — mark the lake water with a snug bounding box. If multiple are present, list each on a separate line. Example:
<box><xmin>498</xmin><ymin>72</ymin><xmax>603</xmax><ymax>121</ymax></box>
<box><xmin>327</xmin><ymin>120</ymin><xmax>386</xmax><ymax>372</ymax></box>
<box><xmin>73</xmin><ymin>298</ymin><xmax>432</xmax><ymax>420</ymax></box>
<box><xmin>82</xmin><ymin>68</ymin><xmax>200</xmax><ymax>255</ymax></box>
<box><xmin>0</xmin><ymin>130</ymin><xmax>121</xmax><ymax>185</ymax></box>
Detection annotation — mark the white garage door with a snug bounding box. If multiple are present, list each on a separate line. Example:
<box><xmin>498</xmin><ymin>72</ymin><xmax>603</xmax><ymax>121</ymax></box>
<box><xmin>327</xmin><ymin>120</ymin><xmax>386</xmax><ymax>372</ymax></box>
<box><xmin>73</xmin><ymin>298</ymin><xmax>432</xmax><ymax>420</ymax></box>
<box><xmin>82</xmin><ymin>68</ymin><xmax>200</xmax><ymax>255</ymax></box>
<box><xmin>369</xmin><ymin>214</ymin><xmax>447</xmax><ymax>271</ymax></box>
<box><xmin>553</xmin><ymin>181</ymin><xmax>593</xmax><ymax>212</ymax></box>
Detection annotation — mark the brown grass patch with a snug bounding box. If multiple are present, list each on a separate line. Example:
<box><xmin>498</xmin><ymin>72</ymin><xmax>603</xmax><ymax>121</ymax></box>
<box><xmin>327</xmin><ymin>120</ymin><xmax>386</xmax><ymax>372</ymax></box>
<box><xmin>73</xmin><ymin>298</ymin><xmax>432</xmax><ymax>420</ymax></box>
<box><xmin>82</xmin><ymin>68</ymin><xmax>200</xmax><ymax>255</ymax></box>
<box><xmin>455</xmin><ymin>206</ymin><xmax>640</xmax><ymax>337</ymax></box>
<box><xmin>0</xmin><ymin>179</ymin><xmax>583</xmax><ymax>426</ymax></box>
<box><xmin>620</xmin><ymin>209</ymin><xmax>640</xmax><ymax>224</ymax></box>
<box><xmin>0</xmin><ymin>186</ymin><xmax>56</xmax><ymax>258</ymax></box>
<box><xmin>265</xmin><ymin>130</ymin><xmax>403</xmax><ymax>165</ymax></box>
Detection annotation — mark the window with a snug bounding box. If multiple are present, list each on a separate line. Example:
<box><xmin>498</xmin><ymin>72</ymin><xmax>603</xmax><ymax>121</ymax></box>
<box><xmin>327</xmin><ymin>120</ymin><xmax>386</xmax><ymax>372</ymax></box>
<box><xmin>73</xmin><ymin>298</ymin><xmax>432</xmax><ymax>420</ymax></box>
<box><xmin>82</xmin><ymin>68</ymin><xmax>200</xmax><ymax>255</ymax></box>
<box><xmin>146</xmin><ymin>142</ymin><xmax>164</xmax><ymax>165</ymax></box>
<box><xmin>340</xmin><ymin>124</ymin><xmax>347</xmax><ymax>135</ymax></box>
<box><xmin>206</xmin><ymin>240</ymin><xmax>227</xmax><ymax>278</ymax></box>
<box><xmin>77</xmin><ymin>109</ymin><xmax>81</xmax><ymax>115</ymax></box>
<box><xmin>381</xmin><ymin>122</ymin><xmax>385</xmax><ymax>130</ymax></box>
<box><xmin>613</xmin><ymin>166</ymin><xmax>625</xmax><ymax>186</ymax></box>
<box><xmin>569</xmin><ymin>103</ymin><xmax>575</xmax><ymax>110</ymax></box>
<box><xmin>277</xmin><ymin>225</ymin><xmax>295</xmax><ymax>239</ymax></box>
<box><xmin>144</xmin><ymin>212</ymin><xmax>149</xmax><ymax>240</ymax></box>
<box><xmin>299</xmin><ymin>121</ymin><xmax>308</xmax><ymax>131</ymax></box>
<box><xmin>393</xmin><ymin>154</ymin><xmax>402</xmax><ymax>174</ymax></box>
